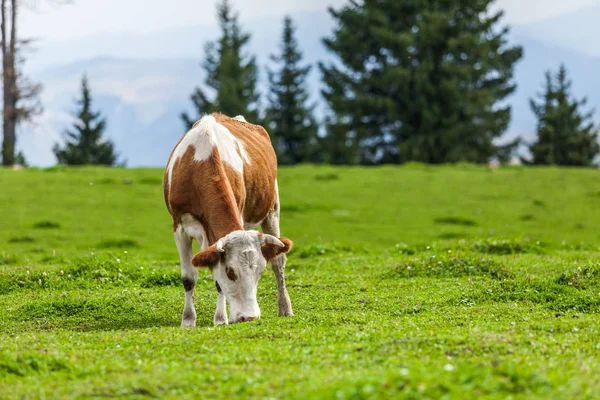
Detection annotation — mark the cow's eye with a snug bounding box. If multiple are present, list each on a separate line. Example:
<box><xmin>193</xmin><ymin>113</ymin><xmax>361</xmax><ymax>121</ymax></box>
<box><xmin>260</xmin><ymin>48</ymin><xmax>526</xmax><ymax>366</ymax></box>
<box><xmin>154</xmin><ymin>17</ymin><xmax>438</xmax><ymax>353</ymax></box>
<box><xmin>225</xmin><ymin>266</ymin><xmax>237</xmax><ymax>281</ymax></box>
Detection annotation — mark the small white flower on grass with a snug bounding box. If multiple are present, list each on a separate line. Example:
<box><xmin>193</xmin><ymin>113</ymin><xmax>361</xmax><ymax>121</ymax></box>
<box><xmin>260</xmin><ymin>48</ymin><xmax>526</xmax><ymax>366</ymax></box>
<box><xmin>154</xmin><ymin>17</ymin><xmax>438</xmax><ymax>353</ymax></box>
<box><xmin>399</xmin><ymin>368</ymin><xmax>409</xmax><ymax>376</ymax></box>
<box><xmin>124</xmin><ymin>251</ymin><xmax>128</xmax><ymax>254</ymax></box>
<box><xmin>443</xmin><ymin>363</ymin><xmax>455</xmax><ymax>372</ymax></box>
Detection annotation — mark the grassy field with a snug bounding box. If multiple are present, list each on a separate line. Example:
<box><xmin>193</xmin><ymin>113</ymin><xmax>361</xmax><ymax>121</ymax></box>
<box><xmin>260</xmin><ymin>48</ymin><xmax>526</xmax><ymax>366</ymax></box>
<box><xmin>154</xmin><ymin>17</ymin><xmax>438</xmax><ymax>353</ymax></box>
<box><xmin>1</xmin><ymin>164</ymin><xmax>599</xmax><ymax>399</ymax></box>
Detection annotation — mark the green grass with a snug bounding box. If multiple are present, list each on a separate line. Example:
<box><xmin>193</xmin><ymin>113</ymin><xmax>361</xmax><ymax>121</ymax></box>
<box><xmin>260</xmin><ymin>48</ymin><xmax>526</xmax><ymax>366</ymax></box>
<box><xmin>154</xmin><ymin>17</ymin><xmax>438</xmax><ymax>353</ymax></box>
<box><xmin>0</xmin><ymin>164</ymin><xmax>599</xmax><ymax>399</ymax></box>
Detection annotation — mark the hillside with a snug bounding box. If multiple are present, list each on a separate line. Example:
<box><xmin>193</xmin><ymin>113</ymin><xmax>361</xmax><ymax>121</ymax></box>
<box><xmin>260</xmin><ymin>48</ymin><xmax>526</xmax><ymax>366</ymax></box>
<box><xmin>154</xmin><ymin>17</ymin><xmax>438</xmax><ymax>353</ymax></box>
<box><xmin>1</xmin><ymin>165</ymin><xmax>599</xmax><ymax>398</ymax></box>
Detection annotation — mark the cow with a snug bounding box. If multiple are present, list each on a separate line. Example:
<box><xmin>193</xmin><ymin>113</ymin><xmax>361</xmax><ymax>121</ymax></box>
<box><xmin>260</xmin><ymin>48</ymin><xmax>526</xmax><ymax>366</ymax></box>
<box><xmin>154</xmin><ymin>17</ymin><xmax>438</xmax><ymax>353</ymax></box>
<box><xmin>163</xmin><ymin>113</ymin><xmax>294</xmax><ymax>326</ymax></box>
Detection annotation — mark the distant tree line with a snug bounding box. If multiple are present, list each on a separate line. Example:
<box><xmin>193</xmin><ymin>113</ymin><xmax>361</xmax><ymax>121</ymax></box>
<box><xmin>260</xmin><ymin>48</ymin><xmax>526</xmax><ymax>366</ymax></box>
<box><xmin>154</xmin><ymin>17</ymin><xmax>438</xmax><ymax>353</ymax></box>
<box><xmin>182</xmin><ymin>0</ymin><xmax>599</xmax><ymax>167</ymax></box>
<box><xmin>1</xmin><ymin>0</ymin><xmax>598</xmax><ymax>167</ymax></box>
<box><xmin>0</xmin><ymin>0</ymin><xmax>118</xmax><ymax>167</ymax></box>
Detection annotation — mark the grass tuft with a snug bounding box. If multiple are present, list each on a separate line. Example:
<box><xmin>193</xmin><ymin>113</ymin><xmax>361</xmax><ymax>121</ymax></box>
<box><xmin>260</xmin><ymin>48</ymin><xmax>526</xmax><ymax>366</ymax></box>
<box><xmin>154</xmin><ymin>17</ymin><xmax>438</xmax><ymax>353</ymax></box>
<box><xmin>97</xmin><ymin>238</ymin><xmax>140</xmax><ymax>249</ymax></box>
<box><xmin>0</xmin><ymin>253</ymin><xmax>18</xmax><ymax>266</ymax></box>
<box><xmin>0</xmin><ymin>353</ymin><xmax>72</xmax><ymax>377</ymax></box>
<box><xmin>139</xmin><ymin>177</ymin><xmax>163</xmax><ymax>185</ymax></box>
<box><xmin>33</xmin><ymin>220</ymin><xmax>61</xmax><ymax>229</ymax></box>
<box><xmin>314</xmin><ymin>173</ymin><xmax>340</xmax><ymax>181</ymax></box>
<box><xmin>470</xmin><ymin>238</ymin><xmax>545</xmax><ymax>255</ymax></box>
<box><xmin>8</xmin><ymin>236</ymin><xmax>35</xmax><ymax>244</ymax></box>
<box><xmin>141</xmin><ymin>272</ymin><xmax>181</xmax><ymax>288</ymax></box>
<box><xmin>385</xmin><ymin>254</ymin><xmax>512</xmax><ymax>280</ymax></box>
<box><xmin>434</xmin><ymin>216</ymin><xmax>478</xmax><ymax>227</ymax></box>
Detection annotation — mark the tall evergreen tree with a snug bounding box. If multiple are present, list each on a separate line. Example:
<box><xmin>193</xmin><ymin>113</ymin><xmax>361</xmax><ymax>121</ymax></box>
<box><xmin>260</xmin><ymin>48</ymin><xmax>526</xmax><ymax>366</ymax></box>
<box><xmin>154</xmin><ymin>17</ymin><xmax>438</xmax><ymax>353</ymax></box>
<box><xmin>53</xmin><ymin>75</ymin><xmax>118</xmax><ymax>166</ymax></box>
<box><xmin>526</xmin><ymin>64</ymin><xmax>599</xmax><ymax>166</ymax></box>
<box><xmin>266</xmin><ymin>16</ymin><xmax>318</xmax><ymax>164</ymax></box>
<box><xmin>319</xmin><ymin>0</ymin><xmax>523</xmax><ymax>165</ymax></box>
<box><xmin>181</xmin><ymin>0</ymin><xmax>260</xmax><ymax>129</ymax></box>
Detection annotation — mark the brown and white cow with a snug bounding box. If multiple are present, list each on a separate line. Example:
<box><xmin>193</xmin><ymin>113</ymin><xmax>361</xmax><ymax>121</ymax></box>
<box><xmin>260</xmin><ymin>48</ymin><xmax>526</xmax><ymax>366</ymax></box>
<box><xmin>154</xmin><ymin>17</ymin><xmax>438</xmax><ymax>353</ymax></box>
<box><xmin>163</xmin><ymin>113</ymin><xmax>293</xmax><ymax>326</ymax></box>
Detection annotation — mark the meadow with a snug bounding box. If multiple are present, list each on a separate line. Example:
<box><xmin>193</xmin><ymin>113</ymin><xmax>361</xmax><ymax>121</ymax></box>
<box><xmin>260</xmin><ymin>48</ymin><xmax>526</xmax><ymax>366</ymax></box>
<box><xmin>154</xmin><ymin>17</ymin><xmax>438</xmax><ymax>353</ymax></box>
<box><xmin>0</xmin><ymin>164</ymin><xmax>599</xmax><ymax>399</ymax></box>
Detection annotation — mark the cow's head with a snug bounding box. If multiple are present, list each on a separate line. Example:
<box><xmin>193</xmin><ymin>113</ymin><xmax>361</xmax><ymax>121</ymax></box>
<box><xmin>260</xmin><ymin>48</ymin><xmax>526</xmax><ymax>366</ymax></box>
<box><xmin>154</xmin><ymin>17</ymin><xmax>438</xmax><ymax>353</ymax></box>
<box><xmin>191</xmin><ymin>230</ymin><xmax>292</xmax><ymax>324</ymax></box>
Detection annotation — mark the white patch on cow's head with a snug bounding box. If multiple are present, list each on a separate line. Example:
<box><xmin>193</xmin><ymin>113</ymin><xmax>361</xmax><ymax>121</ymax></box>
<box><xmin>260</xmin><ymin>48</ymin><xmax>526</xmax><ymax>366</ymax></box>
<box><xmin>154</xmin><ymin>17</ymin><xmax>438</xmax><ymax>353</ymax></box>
<box><xmin>212</xmin><ymin>230</ymin><xmax>269</xmax><ymax>323</ymax></box>
<box><xmin>166</xmin><ymin>115</ymin><xmax>251</xmax><ymax>193</ymax></box>
<box><xmin>233</xmin><ymin>115</ymin><xmax>247</xmax><ymax>122</ymax></box>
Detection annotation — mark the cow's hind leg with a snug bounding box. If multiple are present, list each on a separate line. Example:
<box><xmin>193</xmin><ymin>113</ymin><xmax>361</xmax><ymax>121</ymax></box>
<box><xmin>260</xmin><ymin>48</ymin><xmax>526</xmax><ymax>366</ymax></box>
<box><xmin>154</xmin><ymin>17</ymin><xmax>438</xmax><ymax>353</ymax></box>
<box><xmin>261</xmin><ymin>202</ymin><xmax>293</xmax><ymax>317</ymax></box>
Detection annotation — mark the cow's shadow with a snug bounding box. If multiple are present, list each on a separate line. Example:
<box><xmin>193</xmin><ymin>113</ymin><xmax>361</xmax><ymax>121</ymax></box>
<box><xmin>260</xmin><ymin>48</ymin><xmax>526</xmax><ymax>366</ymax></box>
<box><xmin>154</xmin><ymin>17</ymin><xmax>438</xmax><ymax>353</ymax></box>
<box><xmin>72</xmin><ymin>313</ymin><xmax>215</xmax><ymax>332</ymax></box>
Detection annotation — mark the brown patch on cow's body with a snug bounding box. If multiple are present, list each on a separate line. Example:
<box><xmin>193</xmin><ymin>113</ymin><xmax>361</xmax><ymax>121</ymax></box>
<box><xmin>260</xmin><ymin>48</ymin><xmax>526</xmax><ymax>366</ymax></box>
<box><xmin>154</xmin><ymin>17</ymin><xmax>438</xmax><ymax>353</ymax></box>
<box><xmin>164</xmin><ymin>113</ymin><xmax>278</xmax><ymax>245</ymax></box>
<box><xmin>213</xmin><ymin>113</ymin><xmax>278</xmax><ymax>225</ymax></box>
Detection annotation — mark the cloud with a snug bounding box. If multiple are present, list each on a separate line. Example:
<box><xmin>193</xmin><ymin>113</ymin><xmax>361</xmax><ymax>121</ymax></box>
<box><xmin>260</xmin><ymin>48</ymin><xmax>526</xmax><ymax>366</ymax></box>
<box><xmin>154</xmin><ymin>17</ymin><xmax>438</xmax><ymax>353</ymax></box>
<box><xmin>21</xmin><ymin>0</ymin><xmax>348</xmax><ymax>42</ymax></box>
<box><xmin>494</xmin><ymin>0</ymin><xmax>600</xmax><ymax>24</ymax></box>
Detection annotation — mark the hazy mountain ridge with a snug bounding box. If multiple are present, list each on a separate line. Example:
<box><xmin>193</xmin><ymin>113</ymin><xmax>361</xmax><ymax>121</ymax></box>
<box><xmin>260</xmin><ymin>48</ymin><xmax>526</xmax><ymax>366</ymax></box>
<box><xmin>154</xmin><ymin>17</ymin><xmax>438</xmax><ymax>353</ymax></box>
<box><xmin>19</xmin><ymin>9</ymin><xmax>600</xmax><ymax>167</ymax></box>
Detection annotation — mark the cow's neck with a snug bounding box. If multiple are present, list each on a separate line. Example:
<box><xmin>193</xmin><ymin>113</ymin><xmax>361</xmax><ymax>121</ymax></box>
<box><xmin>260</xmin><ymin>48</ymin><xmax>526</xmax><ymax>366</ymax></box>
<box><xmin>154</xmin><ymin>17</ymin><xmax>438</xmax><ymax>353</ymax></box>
<box><xmin>203</xmin><ymin>178</ymin><xmax>244</xmax><ymax>245</ymax></box>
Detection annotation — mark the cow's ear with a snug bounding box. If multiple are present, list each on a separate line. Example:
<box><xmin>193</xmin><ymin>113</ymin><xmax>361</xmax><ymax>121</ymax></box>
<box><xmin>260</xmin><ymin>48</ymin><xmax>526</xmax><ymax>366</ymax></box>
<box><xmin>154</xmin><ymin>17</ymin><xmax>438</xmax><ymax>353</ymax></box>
<box><xmin>261</xmin><ymin>237</ymin><xmax>293</xmax><ymax>261</ymax></box>
<box><xmin>192</xmin><ymin>245</ymin><xmax>222</xmax><ymax>268</ymax></box>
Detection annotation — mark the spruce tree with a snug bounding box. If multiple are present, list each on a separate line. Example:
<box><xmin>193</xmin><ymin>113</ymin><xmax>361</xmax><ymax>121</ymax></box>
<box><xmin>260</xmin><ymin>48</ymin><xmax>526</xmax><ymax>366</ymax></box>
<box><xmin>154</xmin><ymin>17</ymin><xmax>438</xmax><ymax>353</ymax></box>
<box><xmin>53</xmin><ymin>75</ymin><xmax>118</xmax><ymax>166</ymax></box>
<box><xmin>526</xmin><ymin>64</ymin><xmax>599</xmax><ymax>166</ymax></box>
<box><xmin>181</xmin><ymin>0</ymin><xmax>260</xmax><ymax>129</ymax></box>
<box><xmin>266</xmin><ymin>16</ymin><xmax>318</xmax><ymax>164</ymax></box>
<box><xmin>319</xmin><ymin>0</ymin><xmax>523</xmax><ymax>164</ymax></box>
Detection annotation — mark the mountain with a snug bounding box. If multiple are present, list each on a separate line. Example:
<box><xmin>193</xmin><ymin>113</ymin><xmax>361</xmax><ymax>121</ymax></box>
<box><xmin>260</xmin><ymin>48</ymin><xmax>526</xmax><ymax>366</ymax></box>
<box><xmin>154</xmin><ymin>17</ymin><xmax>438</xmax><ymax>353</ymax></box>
<box><xmin>506</xmin><ymin>26</ymin><xmax>600</xmax><ymax>144</ymax></box>
<box><xmin>519</xmin><ymin>4</ymin><xmax>600</xmax><ymax>57</ymax></box>
<box><xmin>17</xmin><ymin>10</ymin><xmax>600</xmax><ymax>167</ymax></box>
<box><xmin>20</xmin><ymin>11</ymin><xmax>332</xmax><ymax>167</ymax></box>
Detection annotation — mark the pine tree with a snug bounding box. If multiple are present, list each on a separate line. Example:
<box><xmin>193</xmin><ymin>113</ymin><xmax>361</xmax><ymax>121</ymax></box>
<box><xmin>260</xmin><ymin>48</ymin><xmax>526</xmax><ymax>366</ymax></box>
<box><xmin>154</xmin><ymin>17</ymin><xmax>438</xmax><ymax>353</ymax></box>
<box><xmin>266</xmin><ymin>16</ymin><xmax>318</xmax><ymax>164</ymax></box>
<box><xmin>181</xmin><ymin>0</ymin><xmax>260</xmax><ymax>129</ymax></box>
<box><xmin>53</xmin><ymin>75</ymin><xmax>118</xmax><ymax>166</ymax></box>
<box><xmin>526</xmin><ymin>64</ymin><xmax>599</xmax><ymax>166</ymax></box>
<box><xmin>319</xmin><ymin>0</ymin><xmax>523</xmax><ymax>164</ymax></box>
<box><xmin>14</xmin><ymin>150</ymin><xmax>26</xmax><ymax>166</ymax></box>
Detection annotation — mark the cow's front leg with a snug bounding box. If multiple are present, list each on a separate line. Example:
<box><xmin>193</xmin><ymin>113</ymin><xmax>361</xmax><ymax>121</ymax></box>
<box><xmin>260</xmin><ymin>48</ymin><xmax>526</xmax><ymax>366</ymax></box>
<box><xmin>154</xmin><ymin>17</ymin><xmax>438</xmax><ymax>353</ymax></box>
<box><xmin>262</xmin><ymin>201</ymin><xmax>293</xmax><ymax>317</ymax></box>
<box><xmin>214</xmin><ymin>280</ymin><xmax>228</xmax><ymax>325</ymax></box>
<box><xmin>175</xmin><ymin>226</ymin><xmax>197</xmax><ymax>327</ymax></box>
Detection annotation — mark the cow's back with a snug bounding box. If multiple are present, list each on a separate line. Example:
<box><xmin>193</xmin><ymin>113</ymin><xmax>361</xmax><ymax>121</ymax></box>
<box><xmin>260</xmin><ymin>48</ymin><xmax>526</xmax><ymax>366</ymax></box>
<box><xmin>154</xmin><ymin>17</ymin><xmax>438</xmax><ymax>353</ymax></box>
<box><xmin>213</xmin><ymin>114</ymin><xmax>278</xmax><ymax>225</ymax></box>
<box><xmin>163</xmin><ymin>114</ymin><xmax>278</xmax><ymax>239</ymax></box>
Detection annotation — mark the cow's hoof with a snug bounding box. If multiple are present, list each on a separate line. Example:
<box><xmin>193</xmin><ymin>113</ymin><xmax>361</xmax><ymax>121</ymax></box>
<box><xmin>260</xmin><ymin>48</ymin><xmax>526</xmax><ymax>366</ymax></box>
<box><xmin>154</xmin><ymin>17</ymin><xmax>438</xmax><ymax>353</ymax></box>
<box><xmin>181</xmin><ymin>320</ymin><xmax>196</xmax><ymax>328</ymax></box>
<box><xmin>214</xmin><ymin>314</ymin><xmax>228</xmax><ymax>326</ymax></box>
<box><xmin>278</xmin><ymin>311</ymin><xmax>294</xmax><ymax>317</ymax></box>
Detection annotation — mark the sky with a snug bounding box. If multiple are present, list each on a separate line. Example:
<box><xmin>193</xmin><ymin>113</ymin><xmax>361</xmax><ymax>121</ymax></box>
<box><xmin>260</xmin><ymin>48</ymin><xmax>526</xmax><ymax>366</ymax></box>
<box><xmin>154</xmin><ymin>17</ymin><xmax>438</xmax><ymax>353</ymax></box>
<box><xmin>21</xmin><ymin>0</ymin><xmax>600</xmax><ymax>42</ymax></box>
